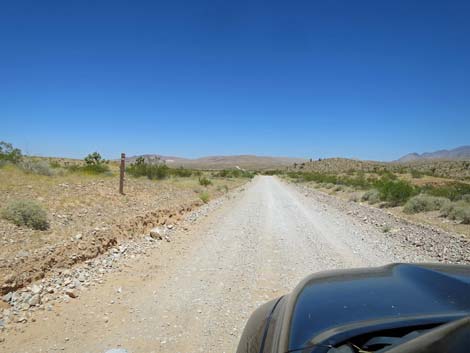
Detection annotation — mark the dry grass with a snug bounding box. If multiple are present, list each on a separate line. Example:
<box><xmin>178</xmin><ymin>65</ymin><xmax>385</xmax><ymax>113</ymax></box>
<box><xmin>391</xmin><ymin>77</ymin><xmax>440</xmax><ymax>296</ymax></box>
<box><xmin>0</xmin><ymin>164</ymin><xmax>248</xmax><ymax>292</ymax></box>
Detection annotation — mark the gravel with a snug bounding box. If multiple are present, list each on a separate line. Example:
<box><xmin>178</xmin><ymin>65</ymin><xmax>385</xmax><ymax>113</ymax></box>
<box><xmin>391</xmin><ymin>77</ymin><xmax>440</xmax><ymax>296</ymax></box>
<box><xmin>0</xmin><ymin>176</ymin><xmax>468</xmax><ymax>353</ymax></box>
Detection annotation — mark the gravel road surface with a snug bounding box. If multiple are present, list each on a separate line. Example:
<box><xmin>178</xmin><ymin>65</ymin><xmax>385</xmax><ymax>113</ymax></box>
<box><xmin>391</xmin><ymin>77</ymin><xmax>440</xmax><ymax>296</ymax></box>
<box><xmin>2</xmin><ymin>176</ymin><xmax>462</xmax><ymax>353</ymax></box>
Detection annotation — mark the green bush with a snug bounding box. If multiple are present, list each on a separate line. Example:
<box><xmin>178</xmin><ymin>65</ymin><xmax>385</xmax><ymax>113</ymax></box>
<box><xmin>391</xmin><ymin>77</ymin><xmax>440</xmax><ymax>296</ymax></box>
<box><xmin>84</xmin><ymin>152</ymin><xmax>106</xmax><ymax>165</ymax></box>
<box><xmin>440</xmin><ymin>200</ymin><xmax>470</xmax><ymax>223</ymax></box>
<box><xmin>127</xmin><ymin>158</ymin><xmax>169</xmax><ymax>180</ymax></box>
<box><xmin>0</xmin><ymin>141</ymin><xmax>22</xmax><ymax>164</ymax></box>
<box><xmin>1</xmin><ymin>200</ymin><xmax>49</xmax><ymax>230</ymax></box>
<box><xmin>20</xmin><ymin>160</ymin><xmax>55</xmax><ymax>176</ymax></box>
<box><xmin>403</xmin><ymin>194</ymin><xmax>450</xmax><ymax>214</ymax></box>
<box><xmin>214</xmin><ymin>169</ymin><xmax>255</xmax><ymax>178</ymax></box>
<box><xmin>361</xmin><ymin>189</ymin><xmax>381</xmax><ymax>204</ymax></box>
<box><xmin>170</xmin><ymin>167</ymin><xmax>192</xmax><ymax>177</ymax></box>
<box><xmin>410</xmin><ymin>169</ymin><xmax>423</xmax><ymax>178</ymax></box>
<box><xmin>81</xmin><ymin>163</ymin><xmax>110</xmax><ymax>174</ymax></box>
<box><xmin>375</xmin><ymin>179</ymin><xmax>415</xmax><ymax>206</ymax></box>
<box><xmin>80</xmin><ymin>152</ymin><xmax>110</xmax><ymax>174</ymax></box>
<box><xmin>198</xmin><ymin>176</ymin><xmax>212</xmax><ymax>186</ymax></box>
<box><xmin>421</xmin><ymin>182</ymin><xmax>470</xmax><ymax>201</ymax></box>
<box><xmin>199</xmin><ymin>192</ymin><xmax>210</xmax><ymax>203</ymax></box>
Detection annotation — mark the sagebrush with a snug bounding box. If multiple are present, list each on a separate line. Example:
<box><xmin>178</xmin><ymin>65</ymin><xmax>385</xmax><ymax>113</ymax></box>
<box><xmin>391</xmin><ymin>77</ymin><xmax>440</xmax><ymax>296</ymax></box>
<box><xmin>1</xmin><ymin>200</ymin><xmax>49</xmax><ymax>230</ymax></box>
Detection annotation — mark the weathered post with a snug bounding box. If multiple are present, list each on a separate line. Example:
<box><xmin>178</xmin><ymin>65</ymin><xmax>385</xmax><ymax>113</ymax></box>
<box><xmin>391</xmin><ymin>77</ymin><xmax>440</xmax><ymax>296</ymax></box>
<box><xmin>119</xmin><ymin>152</ymin><xmax>125</xmax><ymax>195</ymax></box>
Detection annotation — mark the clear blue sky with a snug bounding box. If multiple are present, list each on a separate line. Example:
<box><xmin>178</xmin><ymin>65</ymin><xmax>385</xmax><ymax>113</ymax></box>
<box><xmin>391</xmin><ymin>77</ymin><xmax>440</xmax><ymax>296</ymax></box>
<box><xmin>1</xmin><ymin>0</ymin><xmax>469</xmax><ymax>161</ymax></box>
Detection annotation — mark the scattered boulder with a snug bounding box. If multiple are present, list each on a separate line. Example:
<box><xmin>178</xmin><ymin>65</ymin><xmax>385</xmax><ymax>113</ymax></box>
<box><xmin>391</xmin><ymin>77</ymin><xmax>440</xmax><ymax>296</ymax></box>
<box><xmin>149</xmin><ymin>227</ymin><xmax>163</xmax><ymax>240</ymax></box>
<box><xmin>65</xmin><ymin>288</ymin><xmax>78</xmax><ymax>298</ymax></box>
<box><xmin>28</xmin><ymin>294</ymin><xmax>41</xmax><ymax>306</ymax></box>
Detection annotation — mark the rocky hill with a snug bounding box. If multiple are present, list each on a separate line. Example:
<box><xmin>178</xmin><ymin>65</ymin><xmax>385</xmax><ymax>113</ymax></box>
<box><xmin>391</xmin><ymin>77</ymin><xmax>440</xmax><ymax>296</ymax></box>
<box><xmin>397</xmin><ymin>145</ymin><xmax>470</xmax><ymax>162</ymax></box>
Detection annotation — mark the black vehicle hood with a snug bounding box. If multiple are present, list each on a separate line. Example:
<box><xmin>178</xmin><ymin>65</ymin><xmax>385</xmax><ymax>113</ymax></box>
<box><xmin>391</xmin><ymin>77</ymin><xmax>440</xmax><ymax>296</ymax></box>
<box><xmin>286</xmin><ymin>263</ymin><xmax>470</xmax><ymax>351</ymax></box>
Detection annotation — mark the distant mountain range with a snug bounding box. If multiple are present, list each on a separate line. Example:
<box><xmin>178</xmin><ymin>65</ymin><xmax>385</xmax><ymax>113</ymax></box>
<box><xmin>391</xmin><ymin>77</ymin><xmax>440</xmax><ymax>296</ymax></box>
<box><xmin>397</xmin><ymin>145</ymin><xmax>470</xmax><ymax>162</ymax></box>
<box><xmin>126</xmin><ymin>154</ymin><xmax>307</xmax><ymax>170</ymax></box>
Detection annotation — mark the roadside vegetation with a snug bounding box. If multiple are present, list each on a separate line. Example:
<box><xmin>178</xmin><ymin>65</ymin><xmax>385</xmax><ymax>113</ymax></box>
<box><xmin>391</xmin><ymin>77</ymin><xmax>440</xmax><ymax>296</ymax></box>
<box><xmin>284</xmin><ymin>167</ymin><xmax>470</xmax><ymax>226</ymax></box>
<box><xmin>1</xmin><ymin>199</ymin><xmax>49</xmax><ymax>230</ymax></box>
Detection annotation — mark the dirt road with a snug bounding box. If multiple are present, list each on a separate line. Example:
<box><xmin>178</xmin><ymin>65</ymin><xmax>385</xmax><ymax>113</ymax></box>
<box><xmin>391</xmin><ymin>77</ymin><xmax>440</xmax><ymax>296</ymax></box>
<box><xmin>2</xmin><ymin>176</ymin><xmax>453</xmax><ymax>353</ymax></box>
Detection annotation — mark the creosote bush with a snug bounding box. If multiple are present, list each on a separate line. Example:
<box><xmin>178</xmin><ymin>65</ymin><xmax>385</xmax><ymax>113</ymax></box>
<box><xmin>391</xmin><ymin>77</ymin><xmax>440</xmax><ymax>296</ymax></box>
<box><xmin>403</xmin><ymin>194</ymin><xmax>451</xmax><ymax>214</ymax></box>
<box><xmin>1</xmin><ymin>200</ymin><xmax>49</xmax><ymax>230</ymax></box>
<box><xmin>374</xmin><ymin>179</ymin><xmax>415</xmax><ymax>206</ymax></box>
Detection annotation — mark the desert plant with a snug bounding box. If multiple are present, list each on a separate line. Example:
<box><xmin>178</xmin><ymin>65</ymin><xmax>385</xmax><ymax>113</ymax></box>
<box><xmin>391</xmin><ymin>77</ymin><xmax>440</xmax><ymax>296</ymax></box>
<box><xmin>198</xmin><ymin>176</ymin><xmax>212</xmax><ymax>187</ymax></box>
<box><xmin>421</xmin><ymin>182</ymin><xmax>470</xmax><ymax>201</ymax></box>
<box><xmin>199</xmin><ymin>192</ymin><xmax>210</xmax><ymax>203</ymax></box>
<box><xmin>84</xmin><ymin>152</ymin><xmax>106</xmax><ymax>165</ymax></box>
<box><xmin>127</xmin><ymin>158</ymin><xmax>169</xmax><ymax>180</ymax></box>
<box><xmin>440</xmin><ymin>200</ymin><xmax>470</xmax><ymax>224</ymax></box>
<box><xmin>348</xmin><ymin>192</ymin><xmax>361</xmax><ymax>202</ymax></box>
<box><xmin>410</xmin><ymin>169</ymin><xmax>423</xmax><ymax>178</ymax></box>
<box><xmin>171</xmin><ymin>167</ymin><xmax>192</xmax><ymax>177</ymax></box>
<box><xmin>1</xmin><ymin>200</ymin><xmax>49</xmax><ymax>230</ymax></box>
<box><xmin>82</xmin><ymin>163</ymin><xmax>110</xmax><ymax>174</ymax></box>
<box><xmin>20</xmin><ymin>160</ymin><xmax>55</xmax><ymax>176</ymax></box>
<box><xmin>375</xmin><ymin>179</ymin><xmax>415</xmax><ymax>206</ymax></box>
<box><xmin>0</xmin><ymin>141</ymin><xmax>23</xmax><ymax>164</ymax></box>
<box><xmin>361</xmin><ymin>189</ymin><xmax>381</xmax><ymax>204</ymax></box>
<box><xmin>403</xmin><ymin>194</ymin><xmax>451</xmax><ymax>214</ymax></box>
<box><xmin>217</xmin><ymin>185</ymin><xmax>229</xmax><ymax>193</ymax></box>
<box><xmin>81</xmin><ymin>152</ymin><xmax>110</xmax><ymax>174</ymax></box>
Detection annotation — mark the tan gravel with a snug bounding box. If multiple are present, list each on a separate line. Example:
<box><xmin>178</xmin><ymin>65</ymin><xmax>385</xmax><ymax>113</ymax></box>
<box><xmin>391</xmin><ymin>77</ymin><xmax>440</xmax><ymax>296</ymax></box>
<box><xmin>1</xmin><ymin>176</ymin><xmax>466</xmax><ymax>353</ymax></box>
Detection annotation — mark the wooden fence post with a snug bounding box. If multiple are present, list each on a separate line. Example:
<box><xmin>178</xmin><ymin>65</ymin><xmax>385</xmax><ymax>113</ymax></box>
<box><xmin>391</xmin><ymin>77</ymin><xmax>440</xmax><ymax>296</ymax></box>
<box><xmin>119</xmin><ymin>153</ymin><xmax>125</xmax><ymax>194</ymax></box>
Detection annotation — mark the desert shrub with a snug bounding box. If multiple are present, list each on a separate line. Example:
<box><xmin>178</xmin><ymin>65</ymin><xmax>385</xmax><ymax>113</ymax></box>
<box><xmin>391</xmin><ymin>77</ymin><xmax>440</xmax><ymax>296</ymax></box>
<box><xmin>217</xmin><ymin>185</ymin><xmax>229</xmax><ymax>193</ymax></box>
<box><xmin>81</xmin><ymin>164</ymin><xmax>110</xmax><ymax>174</ymax></box>
<box><xmin>0</xmin><ymin>141</ymin><xmax>22</xmax><ymax>164</ymax></box>
<box><xmin>375</xmin><ymin>179</ymin><xmax>415</xmax><ymax>206</ymax></box>
<box><xmin>73</xmin><ymin>152</ymin><xmax>110</xmax><ymax>174</ymax></box>
<box><xmin>1</xmin><ymin>200</ymin><xmax>49</xmax><ymax>230</ymax></box>
<box><xmin>410</xmin><ymin>169</ymin><xmax>423</xmax><ymax>178</ymax></box>
<box><xmin>324</xmin><ymin>183</ymin><xmax>335</xmax><ymax>189</ymax></box>
<box><xmin>421</xmin><ymin>182</ymin><xmax>470</xmax><ymax>201</ymax></box>
<box><xmin>49</xmin><ymin>160</ymin><xmax>62</xmax><ymax>168</ymax></box>
<box><xmin>199</xmin><ymin>192</ymin><xmax>210</xmax><ymax>203</ymax></box>
<box><xmin>361</xmin><ymin>189</ymin><xmax>381</xmax><ymax>204</ymax></box>
<box><xmin>170</xmin><ymin>167</ymin><xmax>192</xmax><ymax>177</ymax></box>
<box><xmin>440</xmin><ymin>201</ymin><xmax>470</xmax><ymax>224</ymax></box>
<box><xmin>349</xmin><ymin>192</ymin><xmax>361</xmax><ymax>202</ymax></box>
<box><xmin>403</xmin><ymin>194</ymin><xmax>450</xmax><ymax>214</ymax></box>
<box><xmin>333</xmin><ymin>185</ymin><xmax>343</xmax><ymax>192</ymax></box>
<box><xmin>214</xmin><ymin>169</ymin><xmax>255</xmax><ymax>178</ymax></box>
<box><xmin>199</xmin><ymin>176</ymin><xmax>212</xmax><ymax>186</ymax></box>
<box><xmin>461</xmin><ymin>194</ymin><xmax>470</xmax><ymax>203</ymax></box>
<box><xmin>20</xmin><ymin>160</ymin><xmax>55</xmax><ymax>176</ymax></box>
<box><xmin>127</xmin><ymin>158</ymin><xmax>168</xmax><ymax>180</ymax></box>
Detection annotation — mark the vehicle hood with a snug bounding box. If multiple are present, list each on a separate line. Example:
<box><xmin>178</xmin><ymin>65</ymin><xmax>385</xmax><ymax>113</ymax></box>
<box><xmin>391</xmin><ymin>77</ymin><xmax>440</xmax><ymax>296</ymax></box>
<box><xmin>286</xmin><ymin>263</ymin><xmax>470</xmax><ymax>351</ymax></box>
